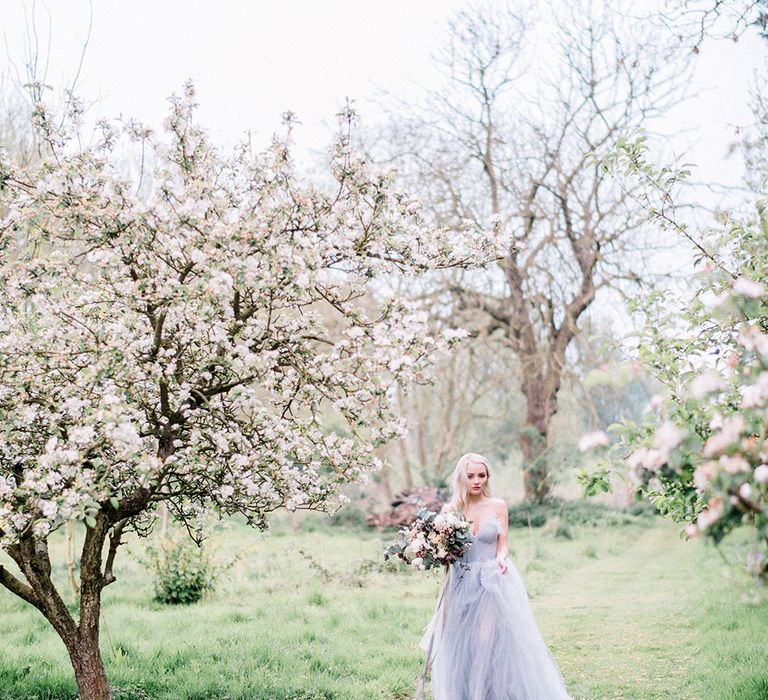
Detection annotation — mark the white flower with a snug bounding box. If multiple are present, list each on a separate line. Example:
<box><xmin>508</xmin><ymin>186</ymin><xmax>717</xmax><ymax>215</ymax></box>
<box><xmin>740</xmin><ymin>372</ymin><xmax>768</xmax><ymax>409</ymax></box>
<box><xmin>578</xmin><ymin>431</ymin><xmax>609</xmax><ymax>452</ymax></box>
<box><xmin>738</xmin><ymin>483</ymin><xmax>753</xmax><ymax>500</ymax></box>
<box><xmin>754</xmin><ymin>464</ymin><xmax>768</xmax><ymax>484</ymax></box>
<box><xmin>40</xmin><ymin>500</ymin><xmax>58</xmax><ymax>519</ymax></box>
<box><xmin>106</xmin><ymin>422</ymin><xmax>141</xmax><ymax>452</ymax></box>
<box><xmin>62</xmin><ymin>397</ymin><xmax>87</xmax><ymax>418</ymax></box>
<box><xmin>648</xmin><ymin>477</ymin><xmax>663</xmax><ymax>492</ymax></box>
<box><xmin>190</xmin><ymin>248</ymin><xmax>207</xmax><ymax>265</ymax></box>
<box><xmin>69</xmin><ymin>426</ymin><xmax>96</xmax><ymax>445</ymax></box>
<box><xmin>441</xmin><ymin>328</ymin><xmax>469</xmax><ymax>343</ymax></box>
<box><xmin>653</xmin><ymin>421</ymin><xmax>684</xmax><ymax>454</ymax></box>
<box><xmin>690</xmin><ymin>370</ymin><xmax>726</xmax><ymax>400</ymax></box>
<box><xmin>733</xmin><ymin>276</ymin><xmax>765</xmax><ymax>299</ymax></box>
<box><xmin>205</xmin><ymin>270</ymin><xmax>234</xmax><ymax>295</ymax></box>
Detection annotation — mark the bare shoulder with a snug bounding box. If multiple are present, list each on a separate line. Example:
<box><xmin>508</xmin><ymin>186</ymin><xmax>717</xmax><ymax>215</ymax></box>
<box><xmin>491</xmin><ymin>497</ymin><xmax>508</xmax><ymax>513</ymax></box>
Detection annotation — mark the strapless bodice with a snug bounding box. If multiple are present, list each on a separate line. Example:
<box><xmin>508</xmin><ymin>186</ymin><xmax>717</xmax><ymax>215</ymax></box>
<box><xmin>461</xmin><ymin>513</ymin><xmax>500</xmax><ymax>564</ymax></box>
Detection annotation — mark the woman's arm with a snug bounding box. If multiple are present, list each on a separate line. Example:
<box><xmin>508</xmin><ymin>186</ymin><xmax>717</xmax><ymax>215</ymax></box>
<box><xmin>495</xmin><ymin>499</ymin><xmax>509</xmax><ymax>575</ymax></box>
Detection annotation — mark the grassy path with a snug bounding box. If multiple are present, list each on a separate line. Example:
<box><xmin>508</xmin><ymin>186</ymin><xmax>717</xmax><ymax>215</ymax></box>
<box><xmin>536</xmin><ymin>525</ymin><xmax>701</xmax><ymax>699</ymax></box>
<box><xmin>532</xmin><ymin>524</ymin><xmax>768</xmax><ymax>700</ymax></box>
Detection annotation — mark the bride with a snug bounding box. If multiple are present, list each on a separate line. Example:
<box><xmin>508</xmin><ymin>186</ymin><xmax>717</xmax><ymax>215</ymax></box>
<box><xmin>420</xmin><ymin>452</ymin><xmax>572</xmax><ymax>699</ymax></box>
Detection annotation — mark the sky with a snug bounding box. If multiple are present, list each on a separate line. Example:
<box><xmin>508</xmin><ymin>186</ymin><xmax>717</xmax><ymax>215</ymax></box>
<box><xmin>1</xmin><ymin>0</ymin><xmax>765</xmax><ymax>189</ymax></box>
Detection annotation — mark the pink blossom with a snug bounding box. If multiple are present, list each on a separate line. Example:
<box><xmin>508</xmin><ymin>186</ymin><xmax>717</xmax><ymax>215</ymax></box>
<box><xmin>692</xmin><ymin>462</ymin><xmax>716</xmax><ymax>492</ymax></box>
<box><xmin>696</xmin><ymin>497</ymin><xmax>724</xmax><ymax>531</ymax></box>
<box><xmin>725</xmin><ymin>351</ymin><xmax>741</xmax><ymax>369</ymax></box>
<box><xmin>733</xmin><ymin>276</ymin><xmax>765</xmax><ymax>298</ymax></box>
<box><xmin>703</xmin><ymin>415</ymin><xmax>744</xmax><ymax>457</ymax></box>
<box><xmin>738</xmin><ymin>326</ymin><xmax>768</xmax><ymax>357</ymax></box>
<box><xmin>719</xmin><ymin>454</ymin><xmax>750</xmax><ymax>474</ymax></box>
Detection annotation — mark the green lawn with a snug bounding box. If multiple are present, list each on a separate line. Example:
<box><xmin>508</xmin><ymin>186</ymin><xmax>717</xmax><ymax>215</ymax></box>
<box><xmin>0</xmin><ymin>513</ymin><xmax>766</xmax><ymax>699</ymax></box>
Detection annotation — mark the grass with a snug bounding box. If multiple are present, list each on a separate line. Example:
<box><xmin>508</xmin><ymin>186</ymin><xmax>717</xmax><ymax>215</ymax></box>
<box><xmin>0</xmin><ymin>510</ymin><xmax>766</xmax><ymax>699</ymax></box>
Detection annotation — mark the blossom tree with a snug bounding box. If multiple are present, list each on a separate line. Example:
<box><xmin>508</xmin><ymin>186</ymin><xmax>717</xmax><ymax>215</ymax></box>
<box><xmin>579</xmin><ymin>132</ymin><xmax>768</xmax><ymax>592</ymax></box>
<box><xmin>0</xmin><ymin>83</ymin><xmax>504</xmax><ymax>699</ymax></box>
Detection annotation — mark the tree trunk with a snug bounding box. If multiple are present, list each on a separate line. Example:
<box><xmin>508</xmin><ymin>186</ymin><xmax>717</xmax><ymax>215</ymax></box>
<box><xmin>1</xmin><ymin>536</ymin><xmax>113</xmax><ymax>700</ymax></box>
<box><xmin>68</xmin><ymin>632</ymin><xmax>112</xmax><ymax>700</ymax></box>
<box><xmin>65</xmin><ymin>521</ymin><xmax>79</xmax><ymax>600</ymax></box>
<box><xmin>519</xmin><ymin>422</ymin><xmax>549</xmax><ymax>502</ymax></box>
<box><xmin>519</xmin><ymin>376</ymin><xmax>556</xmax><ymax>503</ymax></box>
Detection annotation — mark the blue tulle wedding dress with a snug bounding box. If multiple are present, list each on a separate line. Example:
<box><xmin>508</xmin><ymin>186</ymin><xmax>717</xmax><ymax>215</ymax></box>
<box><xmin>419</xmin><ymin>513</ymin><xmax>572</xmax><ymax>700</ymax></box>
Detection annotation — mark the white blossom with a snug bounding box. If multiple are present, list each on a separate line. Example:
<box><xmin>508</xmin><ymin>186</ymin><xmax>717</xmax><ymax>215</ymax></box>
<box><xmin>690</xmin><ymin>370</ymin><xmax>727</xmax><ymax>399</ymax></box>
<box><xmin>754</xmin><ymin>464</ymin><xmax>768</xmax><ymax>484</ymax></box>
<box><xmin>0</xmin><ymin>86</ymin><xmax>502</xmax><ymax>552</ymax></box>
<box><xmin>578</xmin><ymin>431</ymin><xmax>610</xmax><ymax>452</ymax></box>
<box><xmin>740</xmin><ymin>372</ymin><xmax>768</xmax><ymax>409</ymax></box>
<box><xmin>653</xmin><ymin>421</ymin><xmax>684</xmax><ymax>454</ymax></box>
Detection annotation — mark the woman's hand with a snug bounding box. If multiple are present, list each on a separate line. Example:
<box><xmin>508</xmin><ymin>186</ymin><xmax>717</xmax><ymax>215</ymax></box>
<box><xmin>496</xmin><ymin>555</ymin><xmax>508</xmax><ymax>575</ymax></box>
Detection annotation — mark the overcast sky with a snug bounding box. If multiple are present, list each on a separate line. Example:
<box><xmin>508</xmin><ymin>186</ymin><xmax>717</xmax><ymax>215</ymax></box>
<box><xmin>1</xmin><ymin>0</ymin><xmax>766</xmax><ymax>188</ymax></box>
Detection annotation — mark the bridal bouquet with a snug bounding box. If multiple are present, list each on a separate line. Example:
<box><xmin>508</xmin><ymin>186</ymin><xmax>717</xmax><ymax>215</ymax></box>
<box><xmin>384</xmin><ymin>507</ymin><xmax>472</xmax><ymax>571</ymax></box>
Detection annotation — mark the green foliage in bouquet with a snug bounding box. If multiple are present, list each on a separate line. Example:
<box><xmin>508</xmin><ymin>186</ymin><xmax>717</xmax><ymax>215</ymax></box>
<box><xmin>384</xmin><ymin>507</ymin><xmax>471</xmax><ymax>570</ymax></box>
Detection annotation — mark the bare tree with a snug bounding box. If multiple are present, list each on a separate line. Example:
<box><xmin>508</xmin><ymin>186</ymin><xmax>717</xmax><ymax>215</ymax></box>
<box><xmin>375</xmin><ymin>1</ymin><xmax>689</xmax><ymax>501</ymax></box>
<box><xmin>384</xmin><ymin>332</ymin><xmax>524</xmax><ymax>490</ymax></box>
<box><xmin>656</xmin><ymin>0</ymin><xmax>768</xmax><ymax>49</ymax></box>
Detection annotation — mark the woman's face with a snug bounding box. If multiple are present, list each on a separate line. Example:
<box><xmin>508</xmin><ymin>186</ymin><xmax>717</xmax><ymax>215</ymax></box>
<box><xmin>466</xmin><ymin>462</ymin><xmax>488</xmax><ymax>495</ymax></box>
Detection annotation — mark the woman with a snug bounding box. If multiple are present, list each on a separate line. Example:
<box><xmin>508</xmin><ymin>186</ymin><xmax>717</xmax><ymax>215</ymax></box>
<box><xmin>420</xmin><ymin>453</ymin><xmax>572</xmax><ymax>700</ymax></box>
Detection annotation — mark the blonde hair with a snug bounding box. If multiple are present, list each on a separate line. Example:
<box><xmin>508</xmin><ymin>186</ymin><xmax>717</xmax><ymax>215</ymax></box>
<box><xmin>448</xmin><ymin>452</ymin><xmax>492</xmax><ymax>513</ymax></box>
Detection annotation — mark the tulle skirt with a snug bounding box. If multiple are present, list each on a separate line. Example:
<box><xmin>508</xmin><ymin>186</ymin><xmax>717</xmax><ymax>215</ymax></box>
<box><xmin>420</xmin><ymin>556</ymin><xmax>572</xmax><ymax>700</ymax></box>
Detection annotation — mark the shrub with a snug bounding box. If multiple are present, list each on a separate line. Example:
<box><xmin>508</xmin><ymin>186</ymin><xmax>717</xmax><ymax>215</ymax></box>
<box><xmin>507</xmin><ymin>501</ymin><xmax>549</xmax><ymax>528</ymax></box>
<box><xmin>507</xmin><ymin>497</ymin><xmax>649</xmax><ymax>529</ymax></box>
<box><xmin>145</xmin><ymin>536</ymin><xmax>217</xmax><ymax>605</ymax></box>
